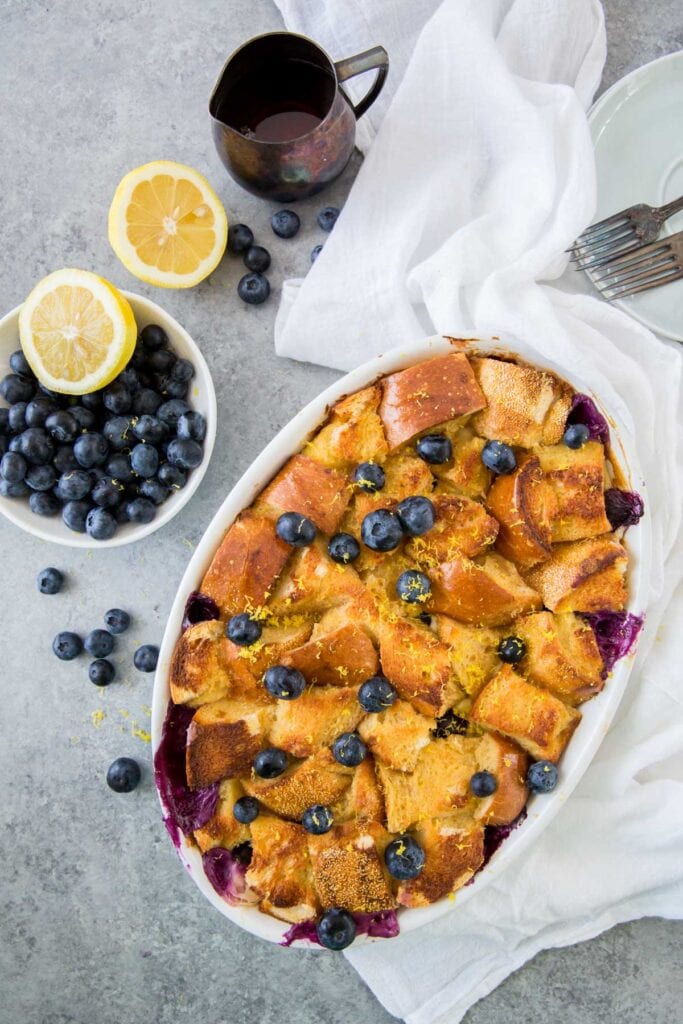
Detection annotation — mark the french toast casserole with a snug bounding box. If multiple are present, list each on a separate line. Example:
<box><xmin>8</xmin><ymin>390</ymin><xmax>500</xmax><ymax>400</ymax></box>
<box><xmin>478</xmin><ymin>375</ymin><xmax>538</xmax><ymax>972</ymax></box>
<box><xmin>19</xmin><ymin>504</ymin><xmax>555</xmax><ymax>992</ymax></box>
<box><xmin>156</xmin><ymin>345</ymin><xmax>644</xmax><ymax>947</ymax></box>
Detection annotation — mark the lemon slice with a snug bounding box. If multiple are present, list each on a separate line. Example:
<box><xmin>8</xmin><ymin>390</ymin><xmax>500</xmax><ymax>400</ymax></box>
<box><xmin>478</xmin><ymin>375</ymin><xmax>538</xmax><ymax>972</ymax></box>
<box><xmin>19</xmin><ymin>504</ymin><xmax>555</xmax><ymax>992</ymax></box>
<box><xmin>108</xmin><ymin>160</ymin><xmax>228</xmax><ymax>288</ymax></box>
<box><xmin>18</xmin><ymin>269</ymin><xmax>137</xmax><ymax>395</ymax></box>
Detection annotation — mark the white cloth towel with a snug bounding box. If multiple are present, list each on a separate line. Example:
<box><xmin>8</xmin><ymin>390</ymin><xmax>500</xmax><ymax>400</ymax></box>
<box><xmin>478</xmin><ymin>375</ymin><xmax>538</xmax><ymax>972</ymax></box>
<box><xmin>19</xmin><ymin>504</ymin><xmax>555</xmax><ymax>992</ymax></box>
<box><xmin>272</xmin><ymin>2</ymin><xmax>683</xmax><ymax>1021</ymax></box>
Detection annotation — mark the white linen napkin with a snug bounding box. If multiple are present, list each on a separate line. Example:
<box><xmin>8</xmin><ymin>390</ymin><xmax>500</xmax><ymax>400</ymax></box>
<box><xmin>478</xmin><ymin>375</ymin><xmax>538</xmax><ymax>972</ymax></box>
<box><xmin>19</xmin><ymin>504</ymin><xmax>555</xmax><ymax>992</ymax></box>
<box><xmin>272</xmin><ymin>1</ymin><xmax>683</xmax><ymax>1021</ymax></box>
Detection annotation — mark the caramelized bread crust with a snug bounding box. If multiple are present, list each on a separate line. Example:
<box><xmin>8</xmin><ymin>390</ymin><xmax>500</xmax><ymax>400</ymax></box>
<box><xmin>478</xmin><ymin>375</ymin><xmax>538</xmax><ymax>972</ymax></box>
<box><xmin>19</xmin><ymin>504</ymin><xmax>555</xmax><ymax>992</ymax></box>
<box><xmin>526</xmin><ymin>537</ymin><xmax>628</xmax><ymax>613</ymax></box>
<box><xmin>428</xmin><ymin>552</ymin><xmax>542</xmax><ymax>626</ymax></box>
<box><xmin>308</xmin><ymin>821</ymin><xmax>396</xmax><ymax>912</ymax></box>
<box><xmin>200</xmin><ymin>512</ymin><xmax>291</xmax><ymax>617</ymax></box>
<box><xmin>516</xmin><ymin>611</ymin><xmax>605</xmax><ymax>704</ymax></box>
<box><xmin>260</xmin><ymin>454</ymin><xmax>351</xmax><ymax>534</ymax></box>
<box><xmin>396</xmin><ymin>816</ymin><xmax>484</xmax><ymax>907</ymax></box>
<box><xmin>486</xmin><ymin>455</ymin><xmax>555</xmax><ymax>567</ymax></box>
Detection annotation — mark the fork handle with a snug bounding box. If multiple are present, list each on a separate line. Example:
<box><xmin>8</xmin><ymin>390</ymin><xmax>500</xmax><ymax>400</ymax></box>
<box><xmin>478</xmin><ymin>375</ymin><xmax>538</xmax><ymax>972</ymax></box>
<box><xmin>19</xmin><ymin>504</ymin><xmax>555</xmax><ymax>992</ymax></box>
<box><xmin>658</xmin><ymin>194</ymin><xmax>683</xmax><ymax>222</ymax></box>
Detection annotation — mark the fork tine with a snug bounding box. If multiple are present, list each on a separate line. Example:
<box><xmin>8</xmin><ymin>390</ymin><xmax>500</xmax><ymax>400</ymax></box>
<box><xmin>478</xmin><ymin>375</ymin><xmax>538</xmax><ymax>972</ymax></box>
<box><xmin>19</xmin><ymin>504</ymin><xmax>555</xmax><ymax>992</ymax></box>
<box><xmin>594</xmin><ymin>255</ymin><xmax>676</xmax><ymax>291</ymax></box>
<box><xmin>591</xmin><ymin>245</ymin><xmax>674</xmax><ymax>281</ymax></box>
<box><xmin>590</xmin><ymin>236</ymin><xmax>672</xmax><ymax>273</ymax></box>
<box><xmin>569</xmin><ymin>223</ymin><xmax>635</xmax><ymax>257</ymax></box>
<box><xmin>571</xmin><ymin>237</ymin><xmax>643</xmax><ymax>271</ymax></box>
<box><xmin>601</xmin><ymin>268</ymin><xmax>683</xmax><ymax>300</ymax></box>
<box><xmin>575</xmin><ymin>211</ymin><xmax>631</xmax><ymax>242</ymax></box>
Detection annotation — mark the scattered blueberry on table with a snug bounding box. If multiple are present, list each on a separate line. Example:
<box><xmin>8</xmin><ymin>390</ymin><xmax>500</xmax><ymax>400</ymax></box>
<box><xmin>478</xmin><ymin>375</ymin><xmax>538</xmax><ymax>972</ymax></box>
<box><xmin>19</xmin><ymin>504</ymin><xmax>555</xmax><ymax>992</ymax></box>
<box><xmin>317</xmin><ymin>206</ymin><xmax>340</xmax><ymax>232</ymax></box>
<box><xmin>227</xmin><ymin>222</ymin><xmax>254</xmax><ymax>254</ymax></box>
<box><xmin>237</xmin><ymin>271</ymin><xmax>270</xmax><ymax>305</ymax></box>
<box><xmin>37</xmin><ymin>567</ymin><xmax>64</xmax><ymax>595</ymax></box>
<box><xmin>271</xmin><ymin>209</ymin><xmax>300</xmax><ymax>239</ymax></box>
<box><xmin>243</xmin><ymin>244</ymin><xmax>271</xmax><ymax>273</ymax></box>
<box><xmin>84</xmin><ymin>629</ymin><xmax>115</xmax><ymax>659</ymax></box>
<box><xmin>89</xmin><ymin>659</ymin><xmax>116</xmax><ymax>687</ymax></box>
<box><xmin>106</xmin><ymin>757</ymin><xmax>141</xmax><ymax>793</ymax></box>
<box><xmin>52</xmin><ymin>631</ymin><xmax>83</xmax><ymax>660</ymax></box>
<box><xmin>310</xmin><ymin>244</ymin><xmax>323</xmax><ymax>263</ymax></box>
<box><xmin>133</xmin><ymin>644</ymin><xmax>159</xmax><ymax>673</ymax></box>
<box><xmin>104</xmin><ymin>608</ymin><xmax>130</xmax><ymax>634</ymax></box>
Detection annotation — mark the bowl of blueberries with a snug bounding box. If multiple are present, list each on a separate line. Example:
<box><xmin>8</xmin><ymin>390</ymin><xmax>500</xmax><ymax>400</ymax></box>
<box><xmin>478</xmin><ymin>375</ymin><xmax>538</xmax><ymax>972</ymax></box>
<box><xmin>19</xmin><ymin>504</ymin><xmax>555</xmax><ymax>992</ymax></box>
<box><xmin>0</xmin><ymin>291</ymin><xmax>216</xmax><ymax>546</ymax></box>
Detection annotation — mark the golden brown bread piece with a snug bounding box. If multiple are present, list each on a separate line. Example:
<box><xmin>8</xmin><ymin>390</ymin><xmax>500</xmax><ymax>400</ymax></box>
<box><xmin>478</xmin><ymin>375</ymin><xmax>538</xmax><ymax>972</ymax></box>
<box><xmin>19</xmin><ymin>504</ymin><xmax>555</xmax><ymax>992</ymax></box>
<box><xmin>377</xmin><ymin>736</ymin><xmax>478</xmax><ymax>832</ymax></box>
<box><xmin>313</xmin><ymin>591</ymin><xmax>382</xmax><ymax>645</ymax></box>
<box><xmin>379</xmin><ymin>352</ymin><xmax>486</xmax><ymax>449</ymax></box>
<box><xmin>185</xmin><ymin>699</ymin><xmax>275</xmax><ymax>790</ymax></box>
<box><xmin>471</xmin><ymin>664</ymin><xmax>581</xmax><ymax>762</ymax></box>
<box><xmin>281</xmin><ymin>623</ymin><xmax>379</xmax><ymax>687</ymax></box>
<box><xmin>515</xmin><ymin>611</ymin><xmax>604</xmax><ymax>704</ymax></box>
<box><xmin>434</xmin><ymin>615</ymin><xmax>502</xmax><ymax>697</ymax></box>
<box><xmin>378</xmin><ymin>613</ymin><xmax>460</xmax><ymax>717</ymax></box>
<box><xmin>431</xmin><ymin>427</ymin><xmax>491</xmax><ymax>499</ymax></box>
<box><xmin>396</xmin><ymin>815</ymin><xmax>485</xmax><ymax>907</ymax></box>
<box><xmin>246</xmin><ymin>816</ymin><xmax>320</xmax><ymax>923</ymax></box>
<box><xmin>358</xmin><ymin>699</ymin><xmax>433</xmax><ymax>771</ymax></box>
<box><xmin>526</xmin><ymin>536</ymin><xmax>628</xmax><ymax>613</ymax></box>
<box><xmin>200</xmin><ymin>511</ymin><xmax>291</xmax><ymax>617</ymax></box>
<box><xmin>304</xmin><ymin>385</ymin><xmax>389</xmax><ymax>468</ymax></box>
<box><xmin>268</xmin><ymin>685</ymin><xmax>363</xmax><ymax>759</ymax></box>
<box><xmin>331</xmin><ymin>756</ymin><xmax>385</xmax><ymax>825</ymax></box>
<box><xmin>535</xmin><ymin>441</ymin><xmax>611</xmax><ymax>543</ymax></box>
<box><xmin>342</xmin><ymin>450</ymin><xmax>434</xmax><ymax>543</ymax></box>
<box><xmin>193</xmin><ymin>779</ymin><xmax>250</xmax><ymax>853</ymax></box>
<box><xmin>407</xmin><ymin>494</ymin><xmax>498</xmax><ymax>566</ymax></box>
<box><xmin>259</xmin><ymin>453</ymin><xmax>351</xmax><ymax>535</ymax></box>
<box><xmin>269</xmin><ymin>540</ymin><xmax>366</xmax><ymax>615</ymax></box>
<box><xmin>486</xmin><ymin>455</ymin><xmax>556</xmax><ymax>567</ymax></box>
<box><xmin>223</xmin><ymin>618</ymin><xmax>312</xmax><ymax>679</ymax></box>
<box><xmin>471</xmin><ymin>357</ymin><xmax>572</xmax><ymax>447</ymax></box>
<box><xmin>169</xmin><ymin>620</ymin><xmax>233</xmax><ymax>706</ymax></box>
<box><xmin>308</xmin><ymin>821</ymin><xmax>396</xmax><ymax>912</ymax></box>
<box><xmin>242</xmin><ymin>747</ymin><xmax>353</xmax><ymax>820</ymax></box>
<box><xmin>473</xmin><ymin>733</ymin><xmax>529</xmax><ymax>825</ymax></box>
<box><xmin>428</xmin><ymin>552</ymin><xmax>542</xmax><ymax>626</ymax></box>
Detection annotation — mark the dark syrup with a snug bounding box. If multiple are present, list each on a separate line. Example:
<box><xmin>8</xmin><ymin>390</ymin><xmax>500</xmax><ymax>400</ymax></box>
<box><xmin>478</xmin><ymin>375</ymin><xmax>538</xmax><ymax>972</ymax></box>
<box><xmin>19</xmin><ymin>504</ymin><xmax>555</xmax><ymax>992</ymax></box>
<box><xmin>217</xmin><ymin>58</ymin><xmax>335</xmax><ymax>142</ymax></box>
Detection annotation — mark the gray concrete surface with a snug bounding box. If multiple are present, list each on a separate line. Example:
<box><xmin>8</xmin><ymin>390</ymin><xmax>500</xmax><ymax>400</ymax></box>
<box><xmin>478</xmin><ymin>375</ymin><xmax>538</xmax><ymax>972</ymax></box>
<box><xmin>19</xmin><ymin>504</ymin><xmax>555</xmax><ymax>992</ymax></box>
<box><xmin>0</xmin><ymin>2</ymin><xmax>681</xmax><ymax>1023</ymax></box>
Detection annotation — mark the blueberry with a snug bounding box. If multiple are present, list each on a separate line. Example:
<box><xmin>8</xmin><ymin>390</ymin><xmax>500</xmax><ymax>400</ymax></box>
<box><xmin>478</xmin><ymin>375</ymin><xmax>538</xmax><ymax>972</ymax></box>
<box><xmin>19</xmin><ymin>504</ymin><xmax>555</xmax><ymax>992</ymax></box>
<box><xmin>132</xmin><ymin>388</ymin><xmax>163</xmax><ymax>416</ymax></box>
<box><xmin>384</xmin><ymin>835</ymin><xmax>425</xmax><ymax>880</ymax></box>
<box><xmin>243</xmin><ymin>245</ymin><xmax>271</xmax><ymax>272</ymax></box>
<box><xmin>26</xmin><ymin>464</ymin><xmax>56</xmax><ymax>490</ymax></box>
<box><xmin>527</xmin><ymin>760</ymin><xmax>558</xmax><ymax>793</ymax></box>
<box><xmin>140</xmin><ymin>323</ymin><xmax>169</xmax><ymax>351</ymax></box>
<box><xmin>316</xmin><ymin>908</ymin><xmax>356</xmax><ymax>951</ymax></box>
<box><xmin>37</xmin><ymin>567</ymin><xmax>64</xmax><ymax>595</ymax></box>
<box><xmin>276</xmin><ymin>511</ymin><xmax>316</xmax><ymax>547</ymax></box>
<box><xmin>89</xmin><ymin>659</ymin><xmax>115</xmax><ymax>686</ymax></box>
<box><xmin>74</xmin><ymin>432</ymin><xmax>109</xmax><ymax>468</ymax></box>
<box><xmin>126</xmin><ymin>497</ymin><xmax>156</xmax><ymax>524</ymax></box>
<box><xmin>106</xmin><ymin>756</ymin><xmax>141</xmax><ymax>793</ymax></box>
<box><xmin>416</xmin><ymin>433</ymin><xmax>452</xmax><ymax>465</ymax></box>
<box><xmin>331</xmin><ymin>732</ymin><xmax>367</xmax><ymax>767</ymax></box>
<box><xmin>29</xmin><ymin>490</ymin><xmax>60</xmax><ymax>516</ymax></box>
<box><xmin>7</xmin><ymin>435</ymin><xmax>21</xmax><ymax>453</ymax></box>
<box><xmin>302</xmin><ymin>804</ymin><xmax>334</xmax><ymax>835</ymax></box>
<box><xmin>563</xmin><ymin>423</ymin><xmax>590</xmax><ymax>449</ymax></box>
<box><xmin>104</xmin><ymin>608</ymin><xmax>130</xmax><ymax>634</ymax></box>
<box><xmin>173</xmin><ymin>358</ymin><xmax>195</xmax><ymax>383</ymax></box>
<box><xmin>158</xmin><ymin>462</ymin><xmax>187</xmax><ymax>490</ymax></box>
<box><xmin>102</xmin><ymin>382</ymin><xmax>132</xmax><ymax>415</ymax></box>
<box><xmin>253</xmin><ymin>747</ymin><xmax>287</xmax><ymax>779</ymax></box>
<box><xmin>53</xmin><ymin>445</ymin><xmax>79</xmax><ymax>474</ymax></box>
<box><xmin>139</xmin><ymin>478</ymin><xmax>169</xmax><ymax>505</ymax></box>
<box><xmin>226</xmin><ymin>613</ymin><xmax>262</xmax><ymax>647</ymax></box>
<box><xmin>264</xmin><ymin>665</ymin><xmax>306</xmax><ymax>700</ymax></box>
<box><xmin>238</xmin><ymin>272</ymin><xmax>270</xmax><ymax>305</ymax></box>
<box><xmin>115</xmin><ymin>502</ymin><xmax>131</xmax><ymax>524</ymax></box>
<box><xmin>62</xmin><ymin>499</ymin><xmax>91</xmax><ymax>533</ymax></box>
<box><xmin>25</xmin><ymin>396</ymin><xmax>56</xmax><ymax>427</ymax></box>
<box><xmin>53</xmin><ymin>631</ymin><xmax>83</xmax><ymax>660</ymax></box>
<box><xmin>157</xmin><ymin>399</ymin><xmax>190</xmax><ymax>428</ymax></box>
<box><xmin>396</xmin><ymin>569</ymin><xmax>431</xmax><ymax>604</ymax></box>
<box><xmin>358</xmin><ymin>675</ymin><xmax>397</xmax><ymax>713</ymax></box>
<box><xmin>361</xmin><ymin>509</ymin><xmax>403</xmax><ymax>552</ymax></box>
<box><xmin>18</xmin><ymin>427</ymin><xmax>54</xmax><ymax>465</ymax></box>
<box><xmin>133</xmin><ymin>644</ymin><xmax>159</xmax><ymax>672</ymax></box>
<box><xmin>147</xmin><ymin>349</ymin><xmax>176</xmax><ymax>375</ymax></box>
<box><xmin>310</xmin><ymin>244</ymin><xmax>323</xmax><ymax>263</ymax></box>
<box><xmin>233</xmin><ymin>796</ymin><xmax>260</xmax><ymax>824</ymax></box>
<box><xmin>106</xmin><ymin>453</ymin><xmax>134</xmax><ymax>483</ymax></box>
<box><xmin>103</xmin><ymin>416</ymin><xmax>134</xmax><ymax>451</ymax></box>
<box><xmin>317</xmin><ymin>206</ymin><xmax>340</xmax><ymax>232</ymax></box>
<box><xmin>85</xmin><ymin>629</ymin><xmax>115</xmax><ymax>658</ymax></box>
<box><xmin>227</xmin><ymin>222</ymin><xmax>254</xmax><ymax>253</ymax></box>
<box><xmin>0</xmin><ymin>478</ymin><xmax>29</xmax><ymax>497</ymax></box>
<box><xmin>116</xmin><ymin>367</ymin><xmax>141</xmax><ymax>393</ymax></box>
<box><xmin>80</xmin><ymin>391</ymin><xmax>103</xmax><ymax>411</ymax></box>
<box><xmin>396</xmin><ymin>495</ymin><xmax>436</xmax><ymax>536</ymax></box>
<box><xmin>176</xmin><ymin>411</ymin><xmax>206</xmax><ymax>443</ymax></box>
<box><xmin>0</xmin><ymin>408</ymin><xmax>9</xmax><ymax>435</ymax></box>
<box><xmin>271</xmin><ymin>210</ymin><xmax>300</xmax><ymax>239</ymax></box>
<box><xmin>55</xmin><ymin>469</ymin><xmax>92</xmax><ymax>502</ymax></box>
<box><xmin>85</xmin><ymin>507</ymin><xmax>117</xmax><ymax>540</ymax></box>
<box><xmin>0</xmin><ymin>373</ymin><xmax>34</xmax><ymax>404</ymax></box>
<box><xmin>158</xmin><ymin>375</ymin><xmax>190</xmax><ymax>400</ymax></box>
<box><xmin>92</xmin><ymin>478</ymin><xmax>123</xmax><ymax>508</ymax></box>
<box><xmin>167</xmin><ymin>438</ymin><xmax>202</xmax><ymax>470</ymax></box>
<box><xmin>69</xmin><ymin>405</ymin><xmax>96</xmax><ymax>430</ymax></box>
<box><xmin>131</xmin><ymin>415</ymin><xmax>164</xmax><ymax>445</ymax></box>
<box><xmin>130</xmin><ymin>443</ymin><xmax>159</xmax><ymax>478</ymax></box>
<box><xmin>469</xmin><ymin>770</ymin><xmax>498</xmax><ymax>797</ymax></box>
<box><xmin>45</xmin><ymin>410</ymin><xmax>78</xmax><ymax>442</ymax></box>
<box><xmin>9</xmin><ymin>349</ymin><xmax>33</xmax><ymax>377</ymax></box>
<box><xmin>353</xmin><ymin>461</ymin><xmax>385</xmax><ymax>493</ymax></box>
<box><xmin>1</xmin><ymin>451</ymin><xmax>27</xmax><ymax>483</ymax></box>
<box><xmin>8</xmin><ymin>403</ymin><xmax>28</xmax><ymax>433</ymax></box>
<box><xmin>481</xmin><ymin>440</ymin><xmax>516</xmax><ymax>475</ymax></box>
<box><xmin>328</xmin><ymin>532</ymin><xmax>360</xmax><ymax>564</ymax></box>
<box><xmin>497</xmin><ymin>636</ymin><xmax>526</xmax><ymax>664</ymax></box>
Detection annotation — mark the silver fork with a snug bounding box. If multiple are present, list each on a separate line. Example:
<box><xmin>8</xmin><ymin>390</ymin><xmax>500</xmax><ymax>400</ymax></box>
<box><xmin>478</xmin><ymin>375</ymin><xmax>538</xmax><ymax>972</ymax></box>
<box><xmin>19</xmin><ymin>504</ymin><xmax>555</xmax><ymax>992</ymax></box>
<box><xmin>589</xmin><ymin>229</ymin><xmax>683</xmax><ymax>300</ymax></box>
<box><xmin>569</xmin><ymin>195</ymin><xmax>683</xmax><ymax>271</ymax></box>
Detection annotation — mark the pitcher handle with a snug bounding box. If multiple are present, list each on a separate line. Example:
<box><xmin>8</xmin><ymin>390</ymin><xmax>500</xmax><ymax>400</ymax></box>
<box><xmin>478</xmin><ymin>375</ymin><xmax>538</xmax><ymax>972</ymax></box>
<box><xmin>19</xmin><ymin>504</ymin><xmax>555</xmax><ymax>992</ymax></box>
<box><xmin>334</xmin><ymin>46</ymin><xmax>389</xmax><ymax>120</ymax></box>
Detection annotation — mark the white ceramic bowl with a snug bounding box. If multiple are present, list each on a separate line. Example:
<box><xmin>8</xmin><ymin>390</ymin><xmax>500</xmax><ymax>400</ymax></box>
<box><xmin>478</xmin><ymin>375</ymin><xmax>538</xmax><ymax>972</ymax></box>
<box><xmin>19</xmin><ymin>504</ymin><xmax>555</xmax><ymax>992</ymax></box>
<box><xmin>152</xmin><ymin>334</ymin><xmax>650</xmax><ymax>948</ymax></box>
<box><xmin>0</xmin><ymin>291</ymin><xmax>216</xmax><ymax>547</ymax></box>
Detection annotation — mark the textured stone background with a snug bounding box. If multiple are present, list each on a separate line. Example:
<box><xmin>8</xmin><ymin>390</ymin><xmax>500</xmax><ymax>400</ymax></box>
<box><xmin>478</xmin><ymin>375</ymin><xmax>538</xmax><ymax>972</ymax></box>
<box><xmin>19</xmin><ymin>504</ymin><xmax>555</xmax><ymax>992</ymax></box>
<box><xmin>0</xmin><ymin>2</ymin><xmax>681</xmax><ymax>1023</ymax></box>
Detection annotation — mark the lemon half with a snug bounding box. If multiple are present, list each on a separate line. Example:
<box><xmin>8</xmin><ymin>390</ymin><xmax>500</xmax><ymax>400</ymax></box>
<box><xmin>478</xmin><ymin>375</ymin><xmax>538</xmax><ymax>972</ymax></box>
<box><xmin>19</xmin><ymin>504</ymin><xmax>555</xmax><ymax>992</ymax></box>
<box><xmin>108</xmin><ymin>160</ymin><xmax>228</xmax><ymax>288</ymax></box>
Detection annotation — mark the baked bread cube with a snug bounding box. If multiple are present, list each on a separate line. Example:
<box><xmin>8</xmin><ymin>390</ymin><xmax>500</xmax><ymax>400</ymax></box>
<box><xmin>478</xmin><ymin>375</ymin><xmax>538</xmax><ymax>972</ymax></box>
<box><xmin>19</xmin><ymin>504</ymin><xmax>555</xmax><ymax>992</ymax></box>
<box><xmin>268</xmin><ymin>685</ymin><xmax>363</xmax><ymax>759</ymax></box>
<box><xmin>225</xmin><ymin>618</ymin><xmax>312</xmax><ymax>679</ymax></box>
<box><xmin>471</xmin><ymin>664</ymin><xmax>581</xmax><ymax>762</ymax></box>
<box><xmin>331</xmin><ymin>757</ymin><xmax>385</xmax><ymax>824</ymax></box>
<box><xmin>434</xmin><ymin>615</ymin><xmax>501</xmax><ymax>697</ymax></box>
<box><xmin>486</xmin><ymin>455</ymin><xmax>556</xmax><ymax>567</ymax></box>
<box><xmin>515</xmin><ymin>611</ymin><xmax>604</xmax><ymax>704</ymax></box>
<box><xmin>431</xmin><ymin>427</ymin><xmax>491</xmax><ymax>499</ymax></box>
<box><xmin>259</xmin><ymin>454</ymin><xmax>350</xmax><ymax>534</ymax></box>
<box><xmin>170</xmin><ymin>620</ymin><xmax>233</xmax><ymax>706</ymax></box>
<box><xmin>377</xmin><ymin>736</ymin><xmax>478</xmax><ymax>832</ymax></box>
<box><xmin>200</xmin><ymin>511</ymin><xmax>290</xmax><ymax>617</ymax></box>
<box><xmin>193</xmin><ymin>778</ymin><xmax>250</xmax><ymax>853</ymax></box>
<box><xmin>378</xmin><ymin>614</ymin><xmax>460</xmax><ymax>717</ymax></box>
<box><xmin>281</xmin><ymin>623</ymin><xmax>378</xmax><ymax>687</ymax></box>
<box><xmin>526</xmin><ymin>537</ymin><xmax>628</xmax><ymax>613</ymax></box>
<box><xmin>473</xmin><ymin>733</ymin><xmax>528</xmax><ymax>825</ymax></box>
<box><xmin>342</xmin><ymin>450</ymin><xmax>434</xmax><ymax>541</ymax></box>
<box><xmin>304</xmin><ymin>385</ymin><xmax>389</xmax><ymax>468</ymax></box>
<box><xmin>535</xmin><ymin>441</ymin><xmax>611</xmax><ymax>543</ymax></box>
<box><xmin>246</xmin><ymin>816</ymin><xmax>320</xmax><ymax>923</ymax></box>
<box><xmin>185</xmin><ymin>699</ymin><xmax>275</xmax><ymax>790</ymax></box>
<box><xmin>242</xmin><ymin>747</ymin><xmax>353</xmax><ymax>820</ymax></box>
<box><xmin>407</xmin><ymin>494</ymin><xmax>498</xmax><ymax>566</ymax></box>
<box><xmin>472</xmin><ymin>357</ymin><xmax>572</xmax><ymax>447</ymax></box>
<box><xmin>428</xmin><ymin>552</ymin><xmax>542</xmax><ymax>626</ymax></box>
<box><xmin>269</xmin><ymin>541</ymin><xmax>365</xmax><ymax>615</ymax></box>
<box><xmin>313</xmin><ymin>590</ymin><xmax>382</xmax><ymax>645</ymax></box>
<box><xmin>396</xmin><ymin>815</ymin><xmax>484</xmax><ymax>907</ymax></box>
<box><xmin>379</xmin><ymin>352</ymin><xmax>486</xmax><ymax>449</ymax></box>
<box><xmin>358</xmin><ymin>699</ymin><xmax>433</xmax><ymax>771</ymax></box>
<box><xmin>308</xmin><ymin>821</ymin><xmax>396</xmax><ymax>912</ymax></box>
